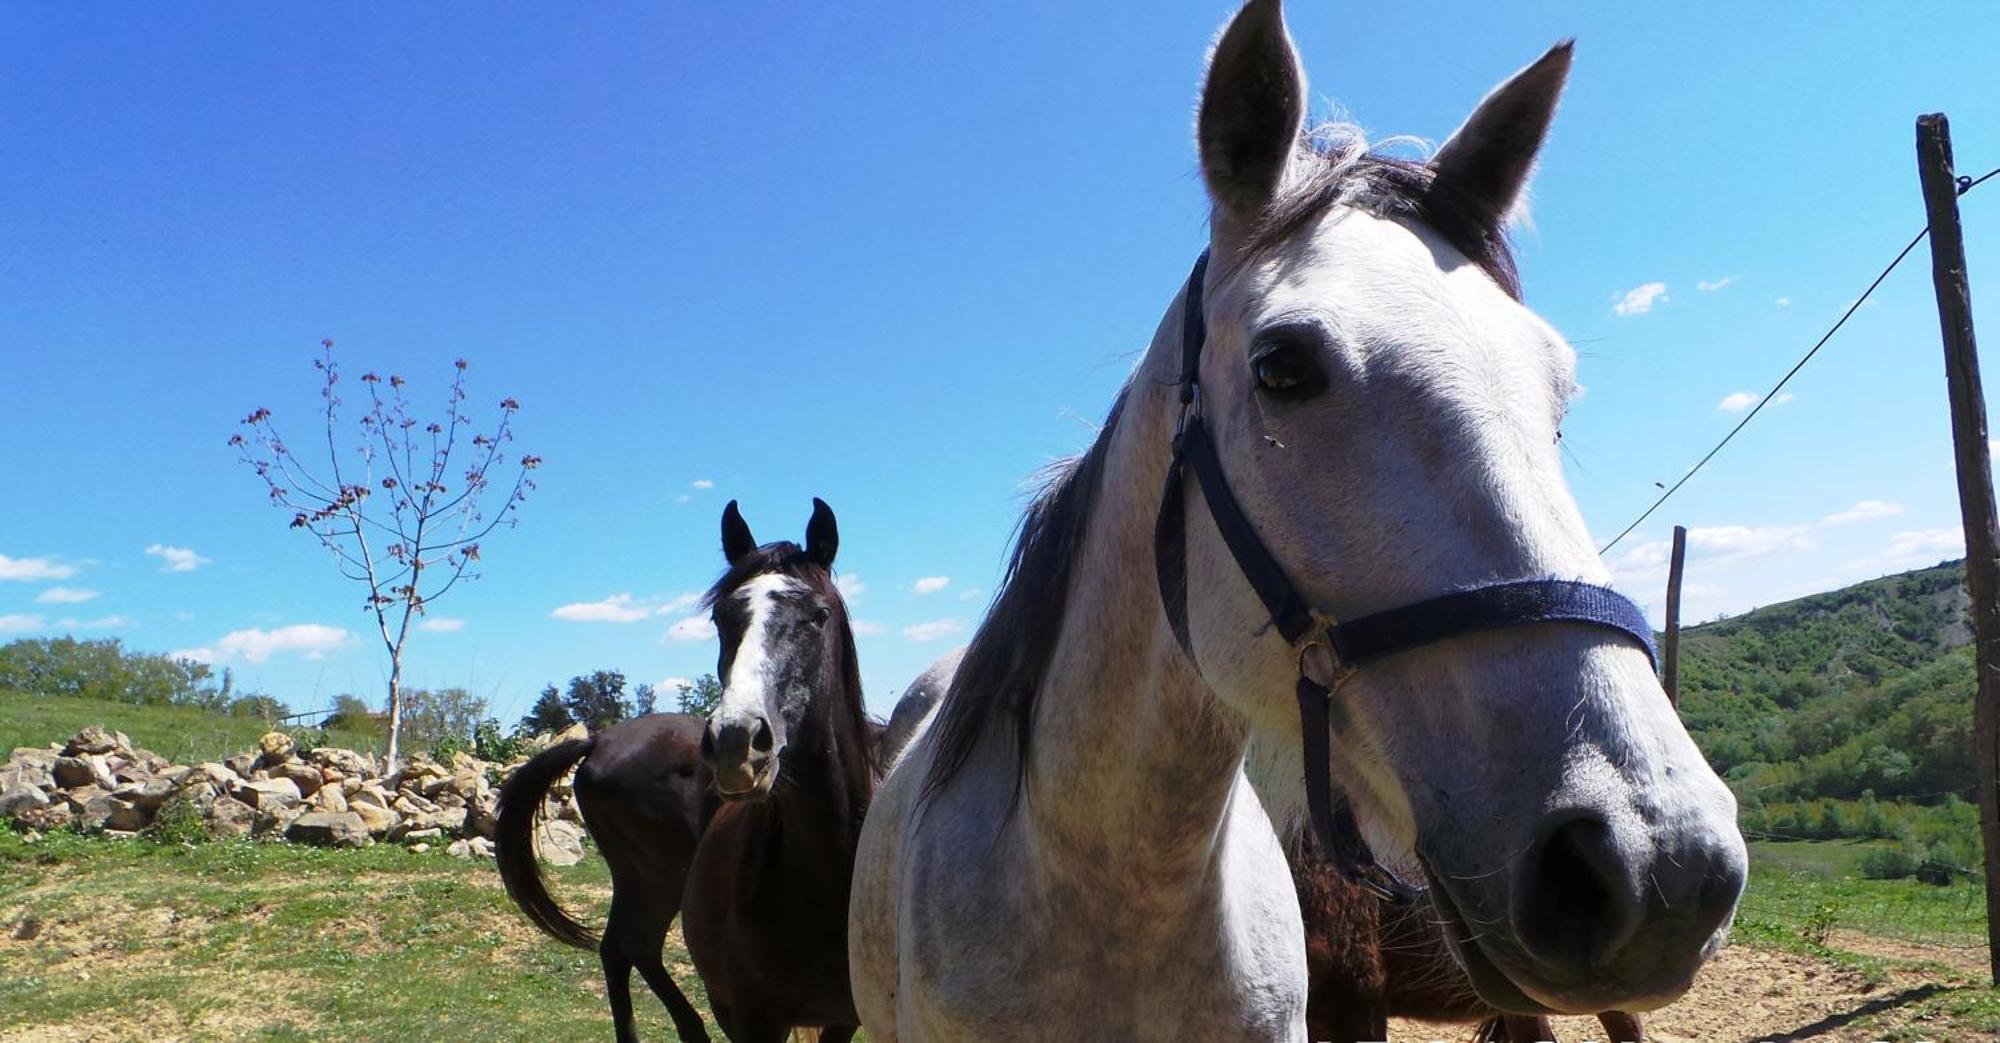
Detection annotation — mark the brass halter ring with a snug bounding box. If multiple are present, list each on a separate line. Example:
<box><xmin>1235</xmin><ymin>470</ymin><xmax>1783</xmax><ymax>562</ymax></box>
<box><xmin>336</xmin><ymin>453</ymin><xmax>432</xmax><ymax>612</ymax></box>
<box><xmin>1294</xmin><ymin>611</ymin><xmax>1358</xmax><ymax>693</ymax></box>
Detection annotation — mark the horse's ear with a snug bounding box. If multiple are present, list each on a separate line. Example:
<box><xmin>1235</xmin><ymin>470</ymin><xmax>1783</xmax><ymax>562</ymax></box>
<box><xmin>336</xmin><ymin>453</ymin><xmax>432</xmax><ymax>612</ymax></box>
<box><xmin>1429</xmin><ymin>41</ymin><xmax>1573</xmax><ymax>235</ymax></box>
<box><xmin>805</xmin><ymin>498</ymin><xmax>839</xmax><ymax>569</ymax></box>
<box><xmin>721</xmin><ymin>500</ymin><xmax>757</xmax><ymax>564</ymax></box>
<box><xmin>1197</xmin><ymin>0</ymin><xmax>1305</xmax><ymax>223</ymax></box>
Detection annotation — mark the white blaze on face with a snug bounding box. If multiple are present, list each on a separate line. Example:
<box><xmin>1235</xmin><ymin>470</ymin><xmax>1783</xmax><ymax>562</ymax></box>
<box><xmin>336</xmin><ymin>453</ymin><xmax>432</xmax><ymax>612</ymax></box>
<box><xmin>715</xmin><ymin>573</ymin><xmax>807</xmax><ymax>742</ymax></box>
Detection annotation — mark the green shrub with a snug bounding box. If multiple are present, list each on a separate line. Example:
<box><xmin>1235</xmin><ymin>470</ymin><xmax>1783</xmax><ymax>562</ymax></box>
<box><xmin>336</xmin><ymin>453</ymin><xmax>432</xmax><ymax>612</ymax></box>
<box><xmin>1858</xmin><ymin>845</ymin><xmax>1918</xmax><ymax>880</ymax></box>
<box><xmin>147</xmin><ymin>796</ymin><xmax>207</xmax><ymax>847</ymax></box>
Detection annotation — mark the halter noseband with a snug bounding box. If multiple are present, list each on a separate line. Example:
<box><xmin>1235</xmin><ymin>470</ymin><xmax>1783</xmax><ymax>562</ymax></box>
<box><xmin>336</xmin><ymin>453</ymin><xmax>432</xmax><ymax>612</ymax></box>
<box><xmin>1152</xmin><ymin>250</ymin><xmax>1657</xmax><ymax>906</ymax></box>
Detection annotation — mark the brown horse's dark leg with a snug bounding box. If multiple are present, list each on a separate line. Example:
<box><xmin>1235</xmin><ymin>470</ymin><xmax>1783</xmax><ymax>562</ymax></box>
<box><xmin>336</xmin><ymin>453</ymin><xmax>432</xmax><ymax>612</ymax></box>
<box><xmin>1597</xmin><ymin>1011</ymin><xmax>1643</xmax><ymax>1042</ymax></box>
<box><xmin>1499</xmin><ymin>1014</ymin><xmax>1556</xmax><ymax>1042</ymax></box>
<box><xmin>630</xmin><ymin>949</ymin><xmax>709</xmax><ymax>1043</ymax></box>
<box><xmin>1305</xmin><ymin>994</ymin><xmax>1387</xmax><ymax>1043</ymax></box>
<box><xmin>600</xmin><ymin>938</ymin><xmax>641</xmax><ymax>1043</ymax></box>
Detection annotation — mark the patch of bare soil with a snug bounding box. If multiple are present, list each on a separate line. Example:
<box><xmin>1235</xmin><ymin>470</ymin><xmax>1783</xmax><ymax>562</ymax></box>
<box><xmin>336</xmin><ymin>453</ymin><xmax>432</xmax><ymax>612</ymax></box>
<box><xmin>1387</xmin><ymin>944</ymin><xmax>1970</xmax><ymax>1042</ymax></box>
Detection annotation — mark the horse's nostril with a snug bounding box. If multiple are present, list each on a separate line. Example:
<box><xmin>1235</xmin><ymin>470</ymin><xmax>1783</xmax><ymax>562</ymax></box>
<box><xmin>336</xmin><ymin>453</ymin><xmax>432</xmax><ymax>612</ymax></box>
<box><xmin>751</xmin><ymin>717</ymin><xmax>774</xmax><ymax>753</ymax></box>
<box><xmin>1513</xmin><ymin>813</ymin><xmax>1640</xmax><ymax>969</ymax></box>
<box><xmin>699</xmin><ymin>723</ymin><xmax>717</xmax><ymax>762</ymax></box>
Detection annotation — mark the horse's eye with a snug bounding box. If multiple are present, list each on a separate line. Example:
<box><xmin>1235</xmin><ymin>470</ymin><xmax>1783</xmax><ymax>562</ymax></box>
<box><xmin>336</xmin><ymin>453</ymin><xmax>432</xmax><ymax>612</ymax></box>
<box><xmin>1251</xmin><ymin>339</ymin><xmax>1322</xmax><ymax>398</ymax></box>
<box><xmin>810</xmin><ymin>605</ymin><xmax>831</xmax><ymax>627</ymax></box>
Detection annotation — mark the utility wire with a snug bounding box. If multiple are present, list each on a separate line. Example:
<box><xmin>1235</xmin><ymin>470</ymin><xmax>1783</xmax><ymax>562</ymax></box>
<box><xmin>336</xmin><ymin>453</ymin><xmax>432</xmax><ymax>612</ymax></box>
<box><xmin>1599</xmin><ymin>165</ymin><xmax>2000</xmax><ymax>556</ymax></box>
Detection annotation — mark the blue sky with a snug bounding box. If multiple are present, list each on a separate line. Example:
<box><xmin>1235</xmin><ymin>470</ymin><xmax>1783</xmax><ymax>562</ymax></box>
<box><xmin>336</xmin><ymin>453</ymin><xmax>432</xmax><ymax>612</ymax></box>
<box><xmin>4</xmin><ymin>3</ymin><xmax>2000</xmax><ymax>721</ymax></box>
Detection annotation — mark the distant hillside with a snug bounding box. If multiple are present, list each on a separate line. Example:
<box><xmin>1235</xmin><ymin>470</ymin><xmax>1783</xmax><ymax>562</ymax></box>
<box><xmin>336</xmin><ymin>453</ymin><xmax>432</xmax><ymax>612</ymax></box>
<box><xmin>1676</xmin><ymin>559</ymin><xmax>1976</xmax><ymax>805</ymax></box>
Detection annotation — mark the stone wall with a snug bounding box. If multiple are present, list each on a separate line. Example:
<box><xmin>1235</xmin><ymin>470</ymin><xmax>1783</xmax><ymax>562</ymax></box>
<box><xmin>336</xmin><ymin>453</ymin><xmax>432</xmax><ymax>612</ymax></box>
<box><xmin>0</xmin><ymin>724</ymin><xmax>589</xmax><ymax>864</ymax></box>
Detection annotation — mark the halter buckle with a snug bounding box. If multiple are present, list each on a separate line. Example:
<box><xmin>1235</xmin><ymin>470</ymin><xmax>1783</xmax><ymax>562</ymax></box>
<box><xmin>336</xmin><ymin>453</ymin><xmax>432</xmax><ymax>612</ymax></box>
<box><xmin>1173</xmin><ymin>383</ymin><xmax>1202</xmax><ymax>441</ymax></box>
<box><xmin>1294</xmin><ymin>610</ymin><xmax>1355</xmax><ymax>692</ymax></box>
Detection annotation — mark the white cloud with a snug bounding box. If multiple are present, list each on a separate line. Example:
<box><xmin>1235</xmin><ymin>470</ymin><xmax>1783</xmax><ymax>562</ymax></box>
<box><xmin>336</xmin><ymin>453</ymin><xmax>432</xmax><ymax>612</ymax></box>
<box><xmin>34</xmin><ymin>587</ymin><xmax>99</xmax><ymax>604</ymax></box>
<box><xmin>676</xmin><ymin>493</ymin><xmax>693</xmax><ymax>504</ymax></box>
<box><xmin>1821</xmin><ymin>500</ymin><xmax>1905</xmax><ymax>527</ymax></box>
<box><xmin>912</xmin><ymin>576</ymin><xmax>950</xmax><ymax>595</ymax></box>
<box><xmin>174</xmin><ymin>623</ymin><xmax>353</xmax><ymax>665</ymax></box>
<box><xmin>1697</xmin><ymin>277</ymin><xmax>1735</xmax><ymax>292</ymax></box>
<box><xmin>665</xmin><ymin>616</ymin><xmax>717</xmax><ymax>642</ymax></box>
<box><xmin>1611</xmin><ymin>282</ymin><xmax>1668</xmax><ymax>316</ymax></box>
<box><xmin>551</xmin><ymin>591</ymin><xmax>704</xmax><ymax>625</ymax></box>
<box><xmin>0</xmin><ymin>555</ymin><xmax>77</xmax><ymax>582</ymax></box>
<box><xmin>1717</xmin><ymin>391</ymin><xmax>1758</xmax><ymax>412</ymax></box>
<box><xmin>851</xmin><ymin>619</ymin><xmax>887</xmax><ymax>636</ymax></box>
<box><xmin>0</xmin><ymin>613</ymin><xmax>45</xmax><ymax>633</ymax></box>
<box><xmin>1888</xmin><ymin>527</ymin><xmax>1963</xmax><ymax>561</ymax></box>
<box><xmin>57</xmin><ymin>615</ymin><xmax>130</xmax><ymax>630</ymax></box>
<box><xmin>1775</xmin><ymin>296</ymin><xmax>1792</xmax><ymax>307</ymax></box>
<box><xmin>836</xmin><ymin>573</ymin><xmax>867</xmax><ymax>600</ymax></box>
<box><xmin>418</xmin><ymin>617</ymin><xmax>466</xmax><ymax>633</ymax></box>
<box><xmin>959</xmin><ymin>588</ymin><xmax>984</xmax><ymax>602</ymax></box>
<box><xmin>658</xmin><ymin>676</ymin><xmax>694</xmax><ymax>693</ymax></box>
<box><xmin>903</xmin><ymin>618</ymin><xmax>966</xmax><ymax>642</ymax></box>
<box><xmin>692</xmin><ymin>479</ymin><xmax>714</xmax><ymax>490</ymax></box>
<box><xmin>1614</xmin><ymin>524</ymin><xmax>1815</xmax><ymax>580</ymax></box>
<box><xmin>145</xmin><ymin>544</ymin><xmax>210</xmax><ymax>573</ymax></box>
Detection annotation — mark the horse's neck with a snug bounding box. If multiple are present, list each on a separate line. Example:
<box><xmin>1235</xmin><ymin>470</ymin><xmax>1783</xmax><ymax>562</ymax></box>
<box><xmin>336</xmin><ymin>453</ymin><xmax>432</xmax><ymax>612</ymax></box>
<box><xmin>764</xmin><ymin>692</ymin><xmax>871</xmax><ymax>871</ymax></box>
<box><xmin>1022</xmin><ymin>328</ymin><xmax>1251</xmax><ymax>884</ymax></box>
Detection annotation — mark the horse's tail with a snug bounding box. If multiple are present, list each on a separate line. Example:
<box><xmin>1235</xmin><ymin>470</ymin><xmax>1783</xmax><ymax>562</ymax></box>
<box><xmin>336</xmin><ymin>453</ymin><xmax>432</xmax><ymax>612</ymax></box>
<box><xmin>495</xmin><ymin>737</ymin><xmax>597</xmax><ymax>950</ymax></box>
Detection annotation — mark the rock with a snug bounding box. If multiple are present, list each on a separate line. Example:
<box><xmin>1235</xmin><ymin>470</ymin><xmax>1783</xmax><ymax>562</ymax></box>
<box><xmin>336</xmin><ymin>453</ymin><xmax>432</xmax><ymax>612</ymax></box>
<box><xmin>350</xmin><ymin>801</ymin><xmax>398</xmax><ymax>835</ymax></box>
<box><xmin>258</xmin><ymin>731</ymin><xmax>296</xmax><ymax>762</ymax></box>
<box><xmin>533</xmin><ymin>819</ymin><xmax>587</xmax><ymax>867</ymax></box>
<box><xmin>286</xmin><ymin>811</ymin><xmax>370</xmax><ymax>848</ymax></box>
<box><xmin>224</xmin><ymin>752</ymin><xmax>256</xmax><ymax>779</ymax></box>
<box><xmin>190</xmin><ymin>762</ymin><xmax>240</xmax><ymax>789</ymax></box>
<box><xmin>63</xmin><ymin>725</ymin><xmax>120</xmax><ymax>756</ymax></box>
<box><xmin>0</xmin><ymin>783</ymin><xmax>51</xmax><ymax>818</ymax></box>
<box><xmin>205</xmin><ymin>797</ymin><xmax>255</xmax><ymax>839</ymax></box>
<box><xmin>53</xmin><ymin>755</ymin><xmax>114</xmax><ymax>791</ymax></box>
<box><xmin>109</xmin><ymin>758</ymin><xmax>153</xmax><ymax>785</ymax></box>
<box><xmin>79</xmin><ymin>793</ymin><xmax>130</xmax><ymax>832</ymax></box>
<box><xmin>235</xmin><ymin>777</ymin><xmax>303</xmax><ymax>810</ymax></box>
<box><xmin>313</xmin><ymin>786</ymin><xmax>348</xmax><ymax>814</ymax></box>
<box><xmin>446</xmin><ymin>839</ymin><xmax>472</xmax><ymax>858</ymax></box>
<box><xmin>275</xmin><ymin>762</ymin><xmax>322</xmax><ymax>797</ymax></box>
<box><xmin>307</xmin><ymin>747</ymin><xmax>373</xmax><ymax>778</ymax></box>
<box><xmin>467</xmin><ymin>836</ymin><xmax>495</xmax><ymax>858</ymax></box>
<box><xmin>104</xmin><ymin>799</ymin><xmax>149</xmax><ymax>832</ymax></box>
<box><xmin>128</xmin><ymin>777</ymin><xmax>180</xmax><ymax>812</ymax></box>
<box><xmin>462</xmin><ymin>799</ymin><xmax>498</xmax><ymax>840</ymax></box>
<box><xmin>15</xmin><ymin>803</ymin><xmax>72</xmax><ymax>832</ymax></box>
<box><xmin>253</xmin><ymin>803</ymin><xmax>307</xmax><ymax>838</ymax></box>
<box><xmin>402</xmin><ymin>826</ymin><xmax>443</xmax><ymax>841</ymax></box>
<box><xmin>350</xmin><ymin>784</ymin><xmax>393</xmax><ymax>810</ymax></box>
<box><xmin>62</xmin><ymin>784</ymin><xmax>106</xmax><ymax>814</ymax></box>
<box><xmin>409</xmin><ymin>842</ymin><xmax>430</xmax><ymax>854</ymax></box>
<box><xmin>6</xmin><ymin>749</ymin><xmax>57</xmax><ymax>790</ymax></box>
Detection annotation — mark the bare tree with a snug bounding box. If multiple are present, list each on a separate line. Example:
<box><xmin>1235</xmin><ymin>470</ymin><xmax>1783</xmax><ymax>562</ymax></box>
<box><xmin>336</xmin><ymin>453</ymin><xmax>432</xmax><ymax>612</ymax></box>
<box><xmin>231</xmin><ymin>340</ymin><xmax>539</xmax><ymax>768</ymax></box>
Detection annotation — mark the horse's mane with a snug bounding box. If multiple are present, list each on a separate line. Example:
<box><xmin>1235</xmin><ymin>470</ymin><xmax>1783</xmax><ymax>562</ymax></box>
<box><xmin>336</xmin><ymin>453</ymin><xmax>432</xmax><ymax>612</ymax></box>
<box><xmin>703</xmin><ymin>541</ymin><xmax>876</xmax><ymax>786</ymax></box>
<box><xmin>1245</xmin><ymin>125</ymin><xmax>1522</xmax><ymax>300</ymax></box>
<box><xmin>920</xmin><ymin>392</ymin><xmax>1126</xmax><ymax>804</ymax></box>
<box><xmin>920</xmin><ymin>135</ymin><xmax>1524</xmax><ymax>806</ymax></box>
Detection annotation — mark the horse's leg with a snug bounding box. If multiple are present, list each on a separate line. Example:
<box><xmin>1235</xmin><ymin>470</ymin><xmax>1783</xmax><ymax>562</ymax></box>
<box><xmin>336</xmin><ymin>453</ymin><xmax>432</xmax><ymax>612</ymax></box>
<box><xmin>600</xmin><ymin>937</ymin><xmax>640</xmax><ymax>1043</ymax></box>
<box><xmin>1598</xmin><ymin>1011</ymin><xmax>1643</xmax><ymax>1042</ymax></box>
<box><xmin>630</xmin><ymin>942</ymin><xmax>710</xmax><ymax>1043</ymax></box>
<box><xmin>1305</xmin><ymin>993</ymin><xmax>1386</xmax><ymax>1043</ymax></box>
<box><xmin>1499</xmin><ymin>1014</ymin><xmax>1555</xmax><ymax>1042</ymax></box>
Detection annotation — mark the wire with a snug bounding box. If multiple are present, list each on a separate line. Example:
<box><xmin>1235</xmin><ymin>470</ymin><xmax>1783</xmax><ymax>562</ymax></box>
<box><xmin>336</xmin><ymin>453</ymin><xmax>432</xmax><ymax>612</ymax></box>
<box><xmin>1598</xmin><ymin>164</ymin><xmax>2000</xmax><ymax>556</ymax></box>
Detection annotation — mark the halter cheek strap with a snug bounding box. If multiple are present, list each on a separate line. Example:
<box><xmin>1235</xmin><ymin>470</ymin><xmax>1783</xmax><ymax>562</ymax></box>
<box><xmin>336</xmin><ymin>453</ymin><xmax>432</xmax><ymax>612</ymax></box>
<box><xmin>1153</xmin><ymin>249</ymin><xmax>1658</xmax><ymax>905</ymax></box>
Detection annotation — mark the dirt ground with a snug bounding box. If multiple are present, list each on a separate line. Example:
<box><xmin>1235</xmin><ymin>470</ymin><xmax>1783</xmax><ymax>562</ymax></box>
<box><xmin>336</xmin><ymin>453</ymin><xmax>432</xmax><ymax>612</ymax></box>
<box><xmin>1386</xmin><ymin>943</ymin><xmax>1984</xmax><ymax>1043</ymax></box>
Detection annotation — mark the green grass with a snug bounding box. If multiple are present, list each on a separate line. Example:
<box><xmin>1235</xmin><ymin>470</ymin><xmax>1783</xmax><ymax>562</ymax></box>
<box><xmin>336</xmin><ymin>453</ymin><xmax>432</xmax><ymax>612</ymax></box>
<box><xmin>1740</xmin><ymin>839</ymin><xmax>1988</xmax><ymax>950</ymax></box>
<box><xmin>0</xmin><ymin>827</ymin><xmax>711</xmax><ymax>1041</ymax></box>
<box><xmin>0</xmin><ymin>689</ymin><xmax>387</xmax><ymax>763</ymax></box>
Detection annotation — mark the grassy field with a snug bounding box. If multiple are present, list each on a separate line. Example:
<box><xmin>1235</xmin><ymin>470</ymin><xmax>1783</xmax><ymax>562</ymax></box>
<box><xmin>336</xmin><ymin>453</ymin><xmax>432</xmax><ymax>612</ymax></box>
<box><xmin>0</xmin><ymin>828</ymin><xmax>706</xmax><ymax>1042</ymax></box>
<box><xmin>0</xmin><ymin>690</ymin><xmax>387</xmax><ymax>764</ymax></box>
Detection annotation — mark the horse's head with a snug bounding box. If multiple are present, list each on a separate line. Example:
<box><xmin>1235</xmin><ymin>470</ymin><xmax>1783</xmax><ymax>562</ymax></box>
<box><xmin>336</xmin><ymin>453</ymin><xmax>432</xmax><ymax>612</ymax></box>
<box><xmin>699</xmin><ymin>497</ymin><xmax>857</xmax><ymax>801</ymax></box>
<box><xmin>1183</xmin><ymin>0</ymin><xmax>1744</xmax><ymax>1014</ymax></box>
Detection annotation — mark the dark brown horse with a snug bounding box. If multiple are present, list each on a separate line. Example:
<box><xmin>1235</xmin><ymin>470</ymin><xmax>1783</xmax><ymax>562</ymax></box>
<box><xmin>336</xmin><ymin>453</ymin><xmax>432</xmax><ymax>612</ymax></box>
<box><xmin>496</xmin><ymin>712</ymin><xmax>717</xmax><ymax>1043</ymax></box>
<box><xmin>681</xmin><ymin>499</ymin><xmax>876</xmax><ymax>1043</ymax></box>
<box><xmin>1294</xmin><ymin>840</ymin><xmax>1646</xmax><ymax>1043</ymax></box>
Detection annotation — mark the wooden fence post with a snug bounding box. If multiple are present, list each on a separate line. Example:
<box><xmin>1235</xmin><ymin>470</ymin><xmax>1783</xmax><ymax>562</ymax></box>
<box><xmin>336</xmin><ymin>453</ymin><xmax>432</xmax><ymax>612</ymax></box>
<box><xmin>1662</xmin><ymin>525</ymin><xmax>1687</xmax><ymax>707</ymax></box>
<box><xmin>1916</xmin><ymin>111</ymin><xmax>2000</xmax><ymax>986</ymax></box>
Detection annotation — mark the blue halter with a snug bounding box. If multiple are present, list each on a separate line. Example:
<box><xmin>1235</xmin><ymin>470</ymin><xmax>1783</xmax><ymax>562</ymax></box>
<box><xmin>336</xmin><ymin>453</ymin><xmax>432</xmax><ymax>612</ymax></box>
<box><xmin>1153</xmin><ymin>250</ymin><xmax>1657</xmax><ymax>905</ymax></box>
